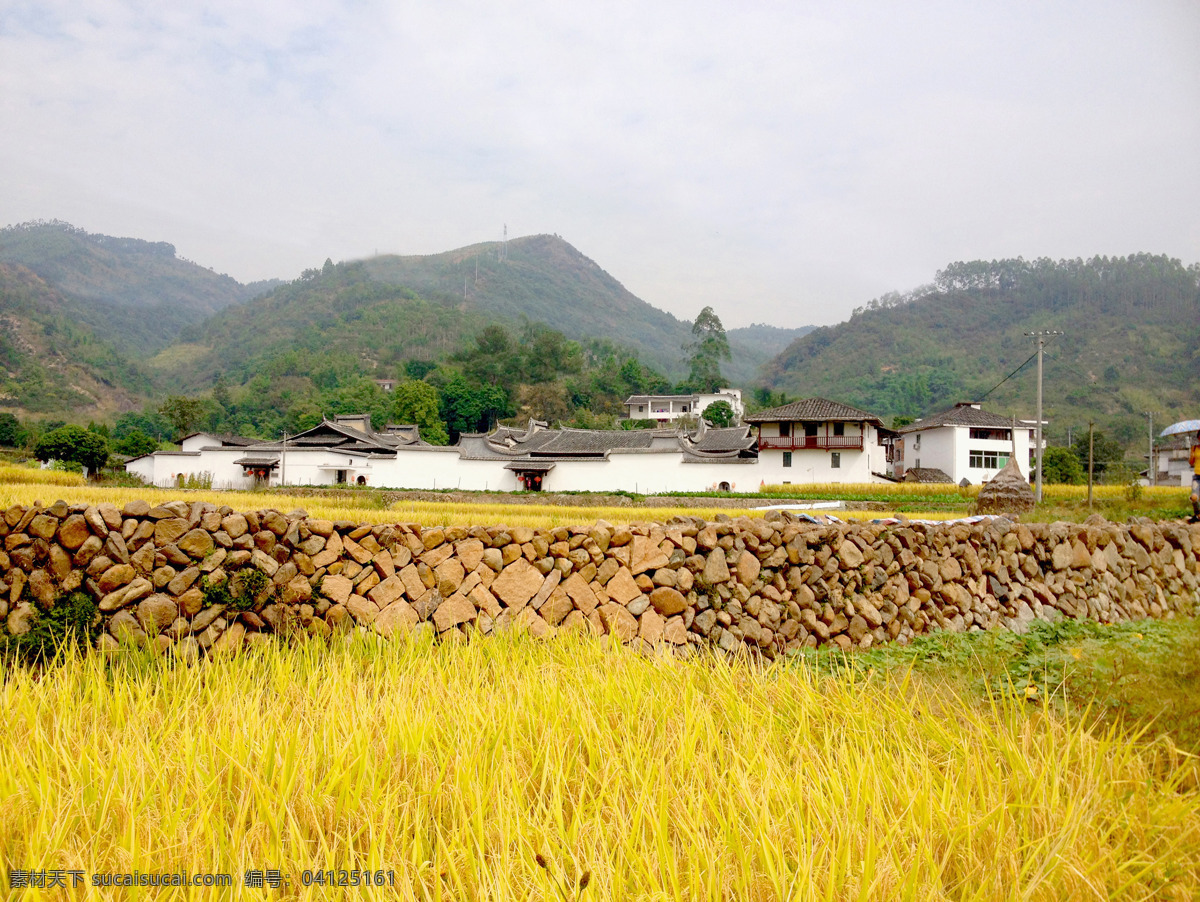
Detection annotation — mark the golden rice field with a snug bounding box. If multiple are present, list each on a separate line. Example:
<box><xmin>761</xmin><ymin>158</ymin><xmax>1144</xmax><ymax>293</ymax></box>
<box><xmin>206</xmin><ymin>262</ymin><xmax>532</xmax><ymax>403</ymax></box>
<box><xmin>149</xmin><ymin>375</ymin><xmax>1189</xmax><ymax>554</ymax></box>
<box><xmin>0</xmin><ymin>465</ymin><xmax>915</xmax><ymax>527</ymax></box>
<box><xmin>1</xmin><ymin>636</ymin><xmax>1197</xmax><ymax>901</ymax></box>
<box><xmin>762</xmin><ymin>481</ymin><xmax>1193</xmax><ymax>504</ymax></box>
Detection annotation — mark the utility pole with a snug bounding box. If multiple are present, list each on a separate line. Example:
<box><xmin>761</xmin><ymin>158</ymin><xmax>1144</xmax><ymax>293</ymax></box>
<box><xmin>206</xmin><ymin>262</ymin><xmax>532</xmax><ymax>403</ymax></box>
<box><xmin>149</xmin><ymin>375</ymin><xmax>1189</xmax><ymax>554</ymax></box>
<box><xmin>1088</xmin><ymin>422</ymin><xmax>1094</xmax><ymax>509</ymax></box>
<box><xmin>1024</xmin><ymin>330</ymin><xmax>1062</xmax><ymax>504</ymax></box>
<box><xmin>1145</xmin><ymin>411</ymin><xmax>1154</xmax><ymax>487</ymax></box>
<box><xmin>280</xmin><ymin>430</ymin><xmax>287</xmax><ymax>488</ymax></box>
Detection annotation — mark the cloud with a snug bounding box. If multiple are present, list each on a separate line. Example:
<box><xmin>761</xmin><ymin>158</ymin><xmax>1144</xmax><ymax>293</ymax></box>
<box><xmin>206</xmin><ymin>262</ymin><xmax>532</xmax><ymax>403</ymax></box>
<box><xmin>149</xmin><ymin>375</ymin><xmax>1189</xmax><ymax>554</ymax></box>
<box><xmin>2</xmin><ymin>0</ymin><xmax>1197</xmax><ymax>328</ymax></box>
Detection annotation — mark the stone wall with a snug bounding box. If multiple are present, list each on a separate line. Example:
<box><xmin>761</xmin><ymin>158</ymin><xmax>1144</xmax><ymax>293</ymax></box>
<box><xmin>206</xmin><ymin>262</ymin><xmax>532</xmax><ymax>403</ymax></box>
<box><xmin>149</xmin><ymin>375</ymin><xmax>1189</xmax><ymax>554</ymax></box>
<box><xmin>2</xmin><ymin>499</ymin><xmax>1198</xmax><ymax>657</ymax></box>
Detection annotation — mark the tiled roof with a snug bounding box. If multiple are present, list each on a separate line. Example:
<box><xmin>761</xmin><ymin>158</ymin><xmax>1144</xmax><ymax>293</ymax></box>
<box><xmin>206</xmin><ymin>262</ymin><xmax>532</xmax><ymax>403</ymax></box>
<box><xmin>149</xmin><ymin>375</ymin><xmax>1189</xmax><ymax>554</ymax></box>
<box><xmin>529</xmin><ymin>429</ymin><xmax>656</xmax><ymax>455</ymax></box>
<box><xmin>899</xmin><ymin>404</ymin><xmax>1021</xmax><ymax>433</ymax></box>
<box><xmin>743</xmin><ymin>397</ymin><xmax>883</xmax><ymax>426</ymax></box>
<box><xmin>689</xmin><ymin>426</ymin><xmax>757</xmax><ymax>453</ymax></box>
<box><xmin>903</xmin><ymin>467</ymin><xmax>954</xmax><ymax>484</ymax></box>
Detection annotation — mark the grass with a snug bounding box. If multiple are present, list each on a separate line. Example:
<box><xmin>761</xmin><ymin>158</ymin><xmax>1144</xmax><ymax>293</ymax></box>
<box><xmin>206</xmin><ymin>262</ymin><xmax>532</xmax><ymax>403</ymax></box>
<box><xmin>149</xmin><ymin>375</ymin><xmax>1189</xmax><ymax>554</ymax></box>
<box><xmin>1</xmin><ymin>634</ymin><xmax>1197</xmax><ymax>900</ymax></box>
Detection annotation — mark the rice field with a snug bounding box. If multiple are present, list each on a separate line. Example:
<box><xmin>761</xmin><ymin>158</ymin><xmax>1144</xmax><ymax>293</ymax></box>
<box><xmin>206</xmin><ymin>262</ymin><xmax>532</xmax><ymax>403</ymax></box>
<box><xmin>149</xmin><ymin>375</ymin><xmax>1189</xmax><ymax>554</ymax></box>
<box><xmin>2</xmin><ymin>636</ymin><xmax>1197</xmax><ymax>901</ymax></box>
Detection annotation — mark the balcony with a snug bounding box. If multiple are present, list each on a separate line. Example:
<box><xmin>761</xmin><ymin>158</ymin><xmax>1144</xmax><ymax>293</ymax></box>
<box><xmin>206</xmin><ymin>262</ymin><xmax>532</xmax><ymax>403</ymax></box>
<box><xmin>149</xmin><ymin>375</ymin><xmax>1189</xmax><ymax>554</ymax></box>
<box><xmin>757</xmin><ymin>435</ymin><xmax>864</xmax><ymax>451</ymax></box>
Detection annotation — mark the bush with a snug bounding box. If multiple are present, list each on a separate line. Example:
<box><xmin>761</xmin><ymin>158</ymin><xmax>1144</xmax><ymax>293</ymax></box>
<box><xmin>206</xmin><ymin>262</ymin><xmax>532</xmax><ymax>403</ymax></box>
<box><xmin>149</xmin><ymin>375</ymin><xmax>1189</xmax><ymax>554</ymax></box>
<box><xmin>33</xmin><ymin>424</ymin><xmax>108</xmax><ymax>474</ymax></box>
<box><xmin>1</xmin><ymin>591</ymin><xmax>101</xmax><ymax>664</ymax></box>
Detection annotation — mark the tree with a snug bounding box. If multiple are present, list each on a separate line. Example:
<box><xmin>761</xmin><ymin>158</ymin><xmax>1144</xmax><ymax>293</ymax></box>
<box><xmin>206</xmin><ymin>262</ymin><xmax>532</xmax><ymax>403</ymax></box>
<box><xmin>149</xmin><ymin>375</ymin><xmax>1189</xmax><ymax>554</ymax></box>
<box><xmin>0</xmin><ymin>412</ymin><xmax>24</xmax><ymax>446</ymax></box>
<box><xmin>685</xmin><ymin>307</ymin><xmax>731</xmax><ymax>392</ymax></box>
<box><xmin>159</xmin><ymin>396</ymin><xmax>208</xmax><ymax>441</ymax></box>
<box><xmin>1072</xmin><ymin>431</ymin><xmax>1124</xmax><ymax>480</ymax></box>
<box><xmin>390</xmin><ymin>381</ymin><xmax>449</xmax><ymax>445</ymax></box>
<box><xmin>115</xmin><ymin>429</ymin><xmax>159</xmax><ymax>458</ymax></box>
<box><xmin>1041</xmin><ymin>446</ymin><xmax>1084</xmax><ymax>484</ymax></box>
<box><xmin>702</xmin><ymin>400</ymin><xmax>735</xmax><ymax>428</ymax></box>
<box><xmin>34</xmin><ymin>425</ymin><xmax>108</xmax><ymax>474</ymax></box>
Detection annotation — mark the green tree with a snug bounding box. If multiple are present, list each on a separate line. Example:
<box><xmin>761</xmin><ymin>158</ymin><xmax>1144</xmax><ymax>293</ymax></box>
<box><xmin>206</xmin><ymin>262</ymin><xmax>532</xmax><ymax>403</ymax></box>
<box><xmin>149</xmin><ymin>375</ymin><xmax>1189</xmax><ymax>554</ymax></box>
<box><xmin>34</xmin><ymin>425</ymin><xmax>108</xmax><ymax>474</ymax></box>
<box><xmin>159</xmin><ymin>396</ymin><xmax>208</xmax><ymax>440</ymax></box>
<box><xmin>0</xmin><ymin>412</ymin><xmax>24</xmax><ymax>446</ymax></box>
<box><xmin>701</xmin><ymin>400</ymin><xmax>735</xmax><ymax>428</ymax></box>
<box><xmin>684</xmin><ymin>307</ymin><xmax>731</xmax><ymax>392</ymax></box>
<box><xmin>1041</xmin><ymin>446</ymin><xmax>1084</xmax><ymax>484</ymax></box>
<box><xmin>1072</xmin><ymin>431</ymin><xmax>1124</xmax><ymax>481</ymax></box>
<box><xmin>390</xmin><ymin>381</ymin><xmax>449</xmax><ymax>445</ymax></box>
<box><xmin>114</xmin><ymin>429</ymin><xmax>159</xmax><ymax>458</ymax></box>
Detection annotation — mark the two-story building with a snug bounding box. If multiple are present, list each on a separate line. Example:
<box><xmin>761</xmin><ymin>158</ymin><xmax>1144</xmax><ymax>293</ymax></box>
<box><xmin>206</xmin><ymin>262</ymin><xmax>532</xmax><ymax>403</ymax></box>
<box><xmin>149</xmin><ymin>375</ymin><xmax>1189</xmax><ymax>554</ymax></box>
<box><xmin>744</xmin><ymin>398</ymin><xmax>894</xmax><ymax>485</ymax></box>
<box><xmin>623</xmin><ymin>388</ymin><xmax>743</xmax><ymax>425</ymax></box>
<box><xmin>896</xmin><ymin>402</ymin><xmax>1036</xmax><ymax>484</ymax></box>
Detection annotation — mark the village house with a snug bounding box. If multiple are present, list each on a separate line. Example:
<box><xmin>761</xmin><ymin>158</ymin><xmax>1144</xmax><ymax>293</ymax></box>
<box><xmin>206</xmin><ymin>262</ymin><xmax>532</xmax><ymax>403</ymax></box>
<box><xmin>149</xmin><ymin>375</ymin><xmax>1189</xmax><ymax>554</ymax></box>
<box><xmin>896</xmin><ymin>402</ymin><xmax>1038</xmax><ymax>484</ymax></box>
<box><xmin>743</xmin><ymin>398</ymin><xmax>895</xmax><ymax>485</ymax></box>
<box><xmin>1149</xmin><ymin>434</ymin><xmax>1195</xmax><ymax>487</ymax></box>
<box><xmin>622</xmin><ymin>388</ymin><xmax>744</xmax><ymax>425</ymax></box>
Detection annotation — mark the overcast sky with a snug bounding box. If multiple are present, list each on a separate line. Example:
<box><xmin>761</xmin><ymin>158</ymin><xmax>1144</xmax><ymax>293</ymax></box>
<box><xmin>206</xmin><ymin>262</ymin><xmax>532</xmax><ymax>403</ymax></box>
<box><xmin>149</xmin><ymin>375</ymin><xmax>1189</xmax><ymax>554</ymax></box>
<box><xmin>2</xmin><ymin>1</ymin><xmax>1197</xmax><ymax>329</ymax></box>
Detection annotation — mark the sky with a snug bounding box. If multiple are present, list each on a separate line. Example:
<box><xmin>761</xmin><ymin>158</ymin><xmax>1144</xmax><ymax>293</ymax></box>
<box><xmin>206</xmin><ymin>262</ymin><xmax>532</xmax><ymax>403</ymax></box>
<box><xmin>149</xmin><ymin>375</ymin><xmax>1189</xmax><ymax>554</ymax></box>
<box><xmin>1</xmin><ymin>1</ymin><xmax>1198</xmax><ymax>329</ymax></box>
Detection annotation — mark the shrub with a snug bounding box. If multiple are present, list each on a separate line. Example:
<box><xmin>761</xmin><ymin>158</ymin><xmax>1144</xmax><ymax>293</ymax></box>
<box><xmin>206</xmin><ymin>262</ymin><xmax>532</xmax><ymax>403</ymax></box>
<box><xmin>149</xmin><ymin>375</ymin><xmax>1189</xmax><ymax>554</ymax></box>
<box><xmin>1</xmin><ymin>591</ymin><xmax>101</xmax><ymax>664</ymax></box>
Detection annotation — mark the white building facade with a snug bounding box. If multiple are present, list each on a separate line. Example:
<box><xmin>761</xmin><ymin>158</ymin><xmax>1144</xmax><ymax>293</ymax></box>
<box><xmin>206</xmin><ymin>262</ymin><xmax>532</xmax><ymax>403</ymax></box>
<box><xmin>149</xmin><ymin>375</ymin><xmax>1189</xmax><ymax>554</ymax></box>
<box><xmin>623</xmin><ymin>388</ymin><xmax>743</xmax><ymax>425</ymax></box>
<box><xmin>744</xmin><ymin>398</ymin><xmax>895</xmax><ymax>486</ymax></box>
<box><xmin>897</xmin><ymin>403</ymin><xmax>1036</xmax><ymax>485</ymax></box>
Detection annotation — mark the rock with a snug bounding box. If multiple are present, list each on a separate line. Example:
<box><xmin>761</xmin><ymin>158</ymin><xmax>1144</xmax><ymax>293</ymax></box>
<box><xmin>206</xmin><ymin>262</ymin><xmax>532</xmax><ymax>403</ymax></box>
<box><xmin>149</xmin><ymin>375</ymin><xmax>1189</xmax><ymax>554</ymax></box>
<box><xmin>598</xmin><ymin>602</ymin><xmax>639</xmax><ymax>641</ymax></box>
<box><xmin>57</xmin><ymin>514</ymin><xmax>92</xmax><ymax>550</ymax></box>
<box><xmin>837</xmin><ymin>541</ymin><xmax>864</xmax><ymax>569</ymax></box>
<box><xmin>98</xmin><ymin>563</ymin><xmax>136</xmax><ymax>595</ymax></box>
<box><xmin>648</xmin><ymin>586</ymin><xmax>687</xmax><ymax>617</ymax></box>
<box><xmin>540</xmin><ymin>591</ymin><xmax>574</xmax><ymax>626</ymax></box>
<box><xmin>703</xmin><ymin>549</ymin><xmax>731</xmax><ymax>585</ymax></box>
<box><xmin>166</xmin><ymin>567</ymin><xmax>200</xmax><ymax>597</ymax></box>
<box><xmin>490</xmin><ymin>558</ymin><xmax>545</xmax><ymax>610</ymax></box>
<box><xmin>177</xmin><ymin>529</ymin><xmax>215</xmax><ymax>559</ymax></box>
<box><xmin>137</xmin><ymin>595</ymin><xmax>178</xmax><ymax>634</ymax></box>
<box><xmin>373</xmin><ymin>599</ymin><xmax>420</xmax><ymax>636</ymax></box>
<box><xmin>154</xmin><ymin>518</ymin><xmax>190</xmax><ymax>547</ymax></box>
<box><xmin>345</xmin><ymin>595</ymin><xmax>380</xmax><ymax>625</ymax></box>
<box><xmin>735</xmin><ymin>551</ymin><xmax>761</xmax><ymax>586</ymax></box>
<box><xmin>432</xmin><ymin>593</ymin><xmax>475</xmax><ymax>632</ymax></box>
<box><xmin>212</xmin><ymin>621</ymin><xmax>246</xmax><ymax>654</ymax></box>
<box><xmin>281</xmin><ymin>575</ymin><xmax>312</xmax><ymax>605</ymax></box>
<box><xmin>6</xmin><ymin>602</ymin><xmax>34</xmax><ymax>636</ymax></box>
<box><xmin>638</xmin><ymin>608</ymin><xmax>665</xmax><ymax>643</ymax></box>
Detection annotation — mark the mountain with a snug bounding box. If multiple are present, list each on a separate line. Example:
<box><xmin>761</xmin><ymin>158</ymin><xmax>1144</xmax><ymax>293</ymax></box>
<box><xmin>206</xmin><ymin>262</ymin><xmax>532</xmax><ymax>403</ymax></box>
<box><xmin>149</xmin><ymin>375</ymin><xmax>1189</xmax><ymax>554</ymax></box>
<box><xmin>0</xmin><ymin>220</ymin><xmax>279</xmax><ymax>355</ymax></box>
<box><xmin>149</xmin><ymin>261</ymin><xmax>497</xmax><ymax>393</ymax></box>
<box><xmin>357</xmin><ymin>235</ymin><xmax>801</xmax><ymax>382</ymax></box>
<box><xmin>762</xmin><ymin>254</ymin><xmax>1200</xmax><ymax>448</ymax></box>
<box><xmin>0</xmin><ymin>263</ymin><xmax>154</xmax><ymax>416</ymax></box>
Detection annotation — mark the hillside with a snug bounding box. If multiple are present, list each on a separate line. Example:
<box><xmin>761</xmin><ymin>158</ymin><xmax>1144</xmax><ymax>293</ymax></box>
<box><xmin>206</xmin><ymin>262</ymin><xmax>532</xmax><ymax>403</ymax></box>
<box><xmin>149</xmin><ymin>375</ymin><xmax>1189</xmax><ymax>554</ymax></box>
<box><xmin>762</xmin><ymin>254</ymin><xmax>1200</xmax><ymax>447</ymax></box>
<box><xmin>0</xmin><ymin>220</ymin><xmax>277</xmax><ymax>354</ymax></box>
<box><xmin>358</xmin><ymin>235</ymin><xmax>801</xmax><ymax>382</ymax></box>
<box><xmin>0</xmin><ymin>264</ymin><xmax>154</xmax><ymax>416</ymax></box>
<box><xmin>148</xmin><ymin>260</ymin><xmax>499</xmax><ymax>393</ymax></box>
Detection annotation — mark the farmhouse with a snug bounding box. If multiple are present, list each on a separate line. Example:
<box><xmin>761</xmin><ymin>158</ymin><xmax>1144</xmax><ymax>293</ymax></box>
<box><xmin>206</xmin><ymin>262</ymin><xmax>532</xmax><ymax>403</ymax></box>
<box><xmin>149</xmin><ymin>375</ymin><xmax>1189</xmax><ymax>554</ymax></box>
<box><xmin>127</xmin><ymin>414</ymin><xmax>765</xmax><ymax>494</ymax></box>
<box><xmin>743</xmin><ymin>398</ymin><xmax>895</xmax><ymax>485</ymax></box>
<box><xmin>896</xmin><ymin>402</ymin><xmax>1037</xmax><ymax>484</ymax></box>
<box><xmin>623</xmin><ymin>388</ymin><xmax>744</xmax><ymax>425</ymax></box>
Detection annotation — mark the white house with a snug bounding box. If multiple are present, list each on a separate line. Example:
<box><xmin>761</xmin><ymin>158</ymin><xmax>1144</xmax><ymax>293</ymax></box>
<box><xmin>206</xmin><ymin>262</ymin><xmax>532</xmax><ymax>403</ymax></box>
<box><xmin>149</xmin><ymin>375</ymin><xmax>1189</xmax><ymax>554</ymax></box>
<box><xmin>623</xmin><ymin>388</ymin><xmax>743</xmax><ymax>425</ymax></box>
<box><xmin>126</xmin><ymin>414</ymin><xmax>763</xmax><ymax>494</ymax></box>
<box><xmin>1150</xmin><ymin>434</ymin><xmax>1196</xmax><ymax>487</ymax></box>
<box><xmin>896</xmin><ymin>402</ymin><xmax>1037</xmax><ymax>484</ymax></box>
<box><xmin>743</xmin><ymin>398</ymin><xmax>895</xmax><ymax>485</ymax></box>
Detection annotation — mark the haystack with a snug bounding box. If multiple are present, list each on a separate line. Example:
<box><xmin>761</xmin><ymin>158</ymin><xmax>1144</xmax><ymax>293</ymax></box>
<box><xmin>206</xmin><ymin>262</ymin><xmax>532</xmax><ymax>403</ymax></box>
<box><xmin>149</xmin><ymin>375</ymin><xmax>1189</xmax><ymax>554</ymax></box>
<box><xmin>974</xmin><ymin>456</ymin><xmax>1034</xmax><ymax>515</ymax></box>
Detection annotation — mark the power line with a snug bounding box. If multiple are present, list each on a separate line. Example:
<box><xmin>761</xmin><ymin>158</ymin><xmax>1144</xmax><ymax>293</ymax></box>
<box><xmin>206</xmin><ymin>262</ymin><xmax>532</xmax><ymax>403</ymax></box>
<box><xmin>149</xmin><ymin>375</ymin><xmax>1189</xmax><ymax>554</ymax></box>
<box><xmin>978</xmin><ymin>350</ymin><xmax>1039</xmax><ymax>402</ymax></box>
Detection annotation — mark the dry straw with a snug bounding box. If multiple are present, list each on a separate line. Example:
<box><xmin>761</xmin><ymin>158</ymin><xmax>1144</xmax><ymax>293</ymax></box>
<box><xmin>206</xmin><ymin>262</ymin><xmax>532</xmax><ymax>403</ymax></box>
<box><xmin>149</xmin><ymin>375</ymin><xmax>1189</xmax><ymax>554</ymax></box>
<box><xmin>1</xmin><ymin>636</ymin><xmax>1196</xmax><ymax>900</ymax></box>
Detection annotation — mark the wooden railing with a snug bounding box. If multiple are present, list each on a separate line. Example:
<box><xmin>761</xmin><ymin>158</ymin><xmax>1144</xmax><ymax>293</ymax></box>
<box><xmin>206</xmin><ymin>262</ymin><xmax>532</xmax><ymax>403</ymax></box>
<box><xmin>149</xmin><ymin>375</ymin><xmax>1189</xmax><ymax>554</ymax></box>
<box><xmin>757</xmin><ymin>435</ymin><xmax>864</xmax><ymax>451</ymax></box>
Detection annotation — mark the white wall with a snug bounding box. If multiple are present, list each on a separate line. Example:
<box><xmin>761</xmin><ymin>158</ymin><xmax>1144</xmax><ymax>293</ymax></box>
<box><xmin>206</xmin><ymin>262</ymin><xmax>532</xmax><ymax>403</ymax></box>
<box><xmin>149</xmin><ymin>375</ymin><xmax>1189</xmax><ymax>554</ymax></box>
<box><xmin>902</xmin><ymin>425</ymin><xmax>1033</xmax><ymax>484</ymax></box>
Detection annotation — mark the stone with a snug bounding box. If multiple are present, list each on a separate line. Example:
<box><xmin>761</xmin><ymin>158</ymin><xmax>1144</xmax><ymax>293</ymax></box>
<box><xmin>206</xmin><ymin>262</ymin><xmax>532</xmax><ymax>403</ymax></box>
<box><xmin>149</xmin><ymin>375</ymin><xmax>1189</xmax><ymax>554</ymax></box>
<box><xmin>435</xmin><ymin>558</ymin><xmax>466</xmax><ymax>596</ymax></box>
<box><xmin>137</xmin><ymin>595</ymin><xmax>178</xmax><ymax>634</ymax></box>
<box><xmin>540</xmin><ymin>590</ymin><xmax>574</xmax><ymax>626</ymax></box>
<box><xmin>368</xmin><ymin>574</ymin><xmax>405</xmax><ymax>608</ymax></box>
<box><xmin>166</xmin><ymin>567</ymin><xmax>200</xmax><ymax>597</ymax></box>
<box><xmin>57</xmin><ymin>514</ymin><xmax>91</xmax><ymax>550</ymax></box>
<box><xmin>73</xmin><ymin>535</ymin><xmax>104</xmax><ymax>567</ymax></box>
<box><xmin>629</xmin><ymin>534</ymin><xmax>670</xmax><ymax>575</ymax></box>
<box><xmin>154</xmin><ymin>518</ymin><xmax>190</xmax><ymax>547</ymax></box>
<box><xmin>212</xmin><ymin>621</ymin><xmax>246</xmax><ymax>654</ymax></box>
<box><xmin>663</xmin><ymin>616</ymin><xmax>688</xmax><ymax>645</ymax></box>
<box><xmin>604</xmin><ymin>566</ymin><xmax>643</xmax><ymax>606</ymax></box>
<box><xmin>345</xmin><ymin>595</ymin><xmax>380</xmax><ymax>625</ymax></box>
<box><xmin>561</xmin><ymin>572</ymin><xmax>599</xmax><ymax>615</ymax></box>
<box><xmin>251</xmin><ymin>549</ymin><xmax>280</xmax><ymax>577</ymax></box>
<box><xmin>373</xmin><ymin>599</ymin><xmax>420</xmax><ymax>636</ymax></box>
<box><xmin>638</xmin><ymin>608</ymin><xmax>665</xmax><ymax>643</ymax></box>
<box><xmin>282</xmin><ymin>575</ymin><xmax>313</xmax><ymax>605</ymax></box>
<box><xmin>98</xmin><ymin>563</ymin><xmax>136</xmax><ymax>595</ymax></box>
<box><xmin>735</xmin><ymin>551</ymin><xmax>761</xmax><ymax>586</ymax></box>
<box><xmin>837</xmin><ymin>541</ymin><xmax>864</xmax><ymax>569</ymax></box>
<box><xmin>598</xmin><ymin>602</ymin><xmax>639</xmax><ymax>641</ymax></box>
<box><xmin>648</xmin><ymin>586</ymin><xmax>687</xmax><ymax>617</ymax></box>
<box><xmin>7</xmin><ymin>601</ymin><xmax>34</xmax><ymax>636</ymax></box>
<box><xmin>703</xmin><ymin>549</ymin><xmax>730</xmax><ymax>585</ymax></box>
<box><xmin>432</xmin><ymin>593</ymin><xmax>476</xmax><ymax>631</ymax></box>
<box><xmin>490</xmin><ymin>558</ymin><xmax>545</xmax><ymax>610</ymax></box>
<box><xmin>320</xmin><ymin>574</ymin><xmax>354</xmax><ymax>605</ymax></box>
<box><xmin>177</xmin><ymin>529</ymin><xmax>215</xmax><ymax>559</ymax></box>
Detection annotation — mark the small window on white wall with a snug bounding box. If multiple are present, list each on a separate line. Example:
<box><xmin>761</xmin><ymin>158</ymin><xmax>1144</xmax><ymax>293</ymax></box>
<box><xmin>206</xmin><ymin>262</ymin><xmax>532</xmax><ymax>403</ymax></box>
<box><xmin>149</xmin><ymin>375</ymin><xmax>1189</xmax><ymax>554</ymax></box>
<box><xmin>831</xmin><ymin>452</ymin><xmax>841</xmax><ymax>468</ymax></box>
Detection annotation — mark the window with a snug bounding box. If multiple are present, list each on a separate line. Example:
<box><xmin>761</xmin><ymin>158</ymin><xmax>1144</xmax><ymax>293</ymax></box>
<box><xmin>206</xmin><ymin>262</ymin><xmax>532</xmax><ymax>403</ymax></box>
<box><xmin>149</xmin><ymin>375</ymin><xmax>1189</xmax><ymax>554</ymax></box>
<box><xmin>831</xmin><ymin>452</ymin><xmax>841</xmax><ymax>468</ymax></box>
<box><xmin>969</xmin><ymin>450</ymin><xmax>1009</xmax><ymax>469</ymax></box>
<box><xmin>915</xmin><ymin>458</ymin><xmax>921</xmax><ymax>469</ymax></box>
<box><xmin>783</xmin><ymin>451</ymin><xmax>792</xmax><ymax>468</ymax></box>
<box><xmin>638</xmin><ymin>405</ymin><xmax>644</xmax><ymax>412</ymax></box>
<box><xmin>970</xmin><ymin>427</ymin><xmax>1011</xmax><ymax>441</ymax></box>
<box><xmin>682</xmin><ymin>404</ymin><xmax>689</xmax><ymax>412</ymax></box>
<box><xmin>833</xmin><ymin>422</ymin><xmax>845</xmax><ymax>437</ymax></box>
<box><xmin>779</xmin><ymin>423</ymin><xmax>791</xmax><ymax>438</ymax></box>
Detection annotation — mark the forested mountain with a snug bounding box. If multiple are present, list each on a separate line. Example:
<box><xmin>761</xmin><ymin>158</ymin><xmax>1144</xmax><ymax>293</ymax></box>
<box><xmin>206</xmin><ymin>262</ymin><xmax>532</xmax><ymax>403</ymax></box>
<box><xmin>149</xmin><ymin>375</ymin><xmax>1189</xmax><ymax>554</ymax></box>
<box><xmin>358</xmin><ymin>235</ymin><xmax>802</xmax><ymax>382</ymax></box>
<box><xmin>0</xmin><ymin>264</ymin><xmax>154</xmax><ymax>415</ymax></box>
<box><xmin>0</xmin><ymin>221</ymin><xmax>278</xmax><ymax>354</ymax></box>
<box><xmin>762</xmin><ymin>254</ymin><xmax>1200</xmax><ymax>447</ymax></box>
